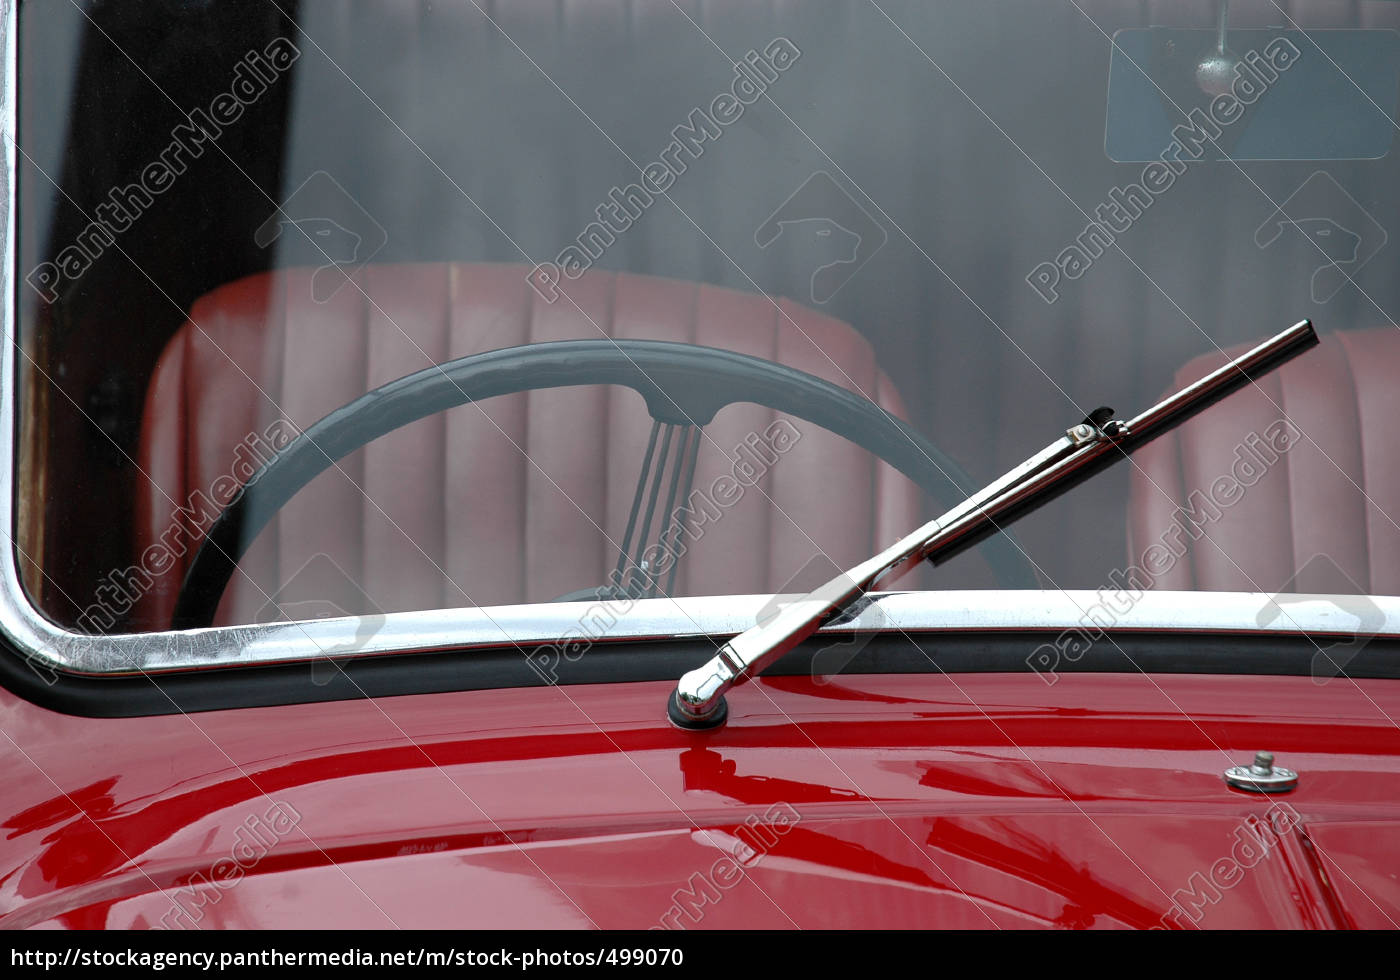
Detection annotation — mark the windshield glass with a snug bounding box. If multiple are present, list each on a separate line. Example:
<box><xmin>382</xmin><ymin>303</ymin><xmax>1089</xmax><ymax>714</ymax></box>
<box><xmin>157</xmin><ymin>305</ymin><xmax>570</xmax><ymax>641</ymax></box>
<box><xmin>15</xmin><ymin>0</ymin><xmax>1400</xmax><ymax>646</ymax></box>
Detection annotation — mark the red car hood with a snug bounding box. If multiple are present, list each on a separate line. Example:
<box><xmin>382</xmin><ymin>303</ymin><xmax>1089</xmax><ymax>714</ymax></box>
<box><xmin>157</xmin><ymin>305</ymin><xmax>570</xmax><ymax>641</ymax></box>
<box><xmin>3</xmin><ymin>672</ymin><xmax>1399</xmax><ymax>929</ymax></box>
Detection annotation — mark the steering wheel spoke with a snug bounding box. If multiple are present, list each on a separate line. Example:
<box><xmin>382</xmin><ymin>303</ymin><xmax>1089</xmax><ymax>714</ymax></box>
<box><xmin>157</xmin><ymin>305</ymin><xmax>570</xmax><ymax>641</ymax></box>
<box><xmin>614</xmin><ymin>420</ymin><xmax>702</xmax><ymax>599</ymax></box>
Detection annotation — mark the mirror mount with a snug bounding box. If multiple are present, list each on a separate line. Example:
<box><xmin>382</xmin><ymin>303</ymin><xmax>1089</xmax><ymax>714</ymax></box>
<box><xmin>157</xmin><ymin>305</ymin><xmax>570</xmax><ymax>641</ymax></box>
<box><xmin>1195</xmin><ymin>0</ymin><xmax>1242</xmax><ymax>97</ymax></box>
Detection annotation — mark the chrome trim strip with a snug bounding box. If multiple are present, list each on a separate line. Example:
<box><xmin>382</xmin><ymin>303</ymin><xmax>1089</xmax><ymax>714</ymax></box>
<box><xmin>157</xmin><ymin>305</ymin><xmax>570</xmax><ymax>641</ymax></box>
<box><xmin>15</xmin><ymin>591</ymin><xmax>1400</xmax><ymax>676</ymax></box>
<box><xmin>1</xmin><ymin>7</ymin><xmax>1398</xmax><ymax>680</ymax></box>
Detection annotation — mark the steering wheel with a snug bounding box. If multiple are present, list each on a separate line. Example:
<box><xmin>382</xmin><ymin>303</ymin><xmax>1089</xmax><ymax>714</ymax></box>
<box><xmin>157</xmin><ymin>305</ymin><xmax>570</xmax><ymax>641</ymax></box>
<box><xmin>171</xmin><ymin>340</ymin><xmax>1038</xmax><ymax>628</ymax></box>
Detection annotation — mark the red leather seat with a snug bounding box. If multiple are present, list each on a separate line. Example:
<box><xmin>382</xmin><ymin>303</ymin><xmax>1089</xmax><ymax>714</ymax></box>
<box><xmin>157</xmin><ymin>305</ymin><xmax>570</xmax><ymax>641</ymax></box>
<box><xmin>134</xmin><ymin>263</ymin><xmax>924</xmax><ymax>630</ymax></box>
<box><xmin>1128</xmin><ymin>328</ymin><xmax>1400</xmax><ymax>595</ymax></box>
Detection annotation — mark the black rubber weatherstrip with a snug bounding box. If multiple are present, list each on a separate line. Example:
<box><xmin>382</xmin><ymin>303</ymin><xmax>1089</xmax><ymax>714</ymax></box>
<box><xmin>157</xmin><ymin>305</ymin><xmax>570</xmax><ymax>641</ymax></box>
<box><xmin>4</xmin><ymin>627</ymin><xmax>1400</xmax><ymax>718</ymax></box>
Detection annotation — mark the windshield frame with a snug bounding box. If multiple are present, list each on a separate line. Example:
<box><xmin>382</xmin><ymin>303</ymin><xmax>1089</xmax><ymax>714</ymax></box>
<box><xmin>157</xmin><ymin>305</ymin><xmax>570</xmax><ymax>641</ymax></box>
<box><xmin>5</xmin><ymin>4</ymin><xmax>1400</xmax><ymax>699</ymax></box>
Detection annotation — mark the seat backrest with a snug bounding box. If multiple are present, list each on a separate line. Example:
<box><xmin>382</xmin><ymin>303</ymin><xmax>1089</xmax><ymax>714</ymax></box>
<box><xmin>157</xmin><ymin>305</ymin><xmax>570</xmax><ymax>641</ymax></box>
<box><xmin>1128</xmin><ymin>327</ymin><xmax>1400</xmax><ymax>595</ymax></box>
<box><xmin>134</xmin><ymin>263</ymin><xmax>923</xmax><ymax>629</ymax></box>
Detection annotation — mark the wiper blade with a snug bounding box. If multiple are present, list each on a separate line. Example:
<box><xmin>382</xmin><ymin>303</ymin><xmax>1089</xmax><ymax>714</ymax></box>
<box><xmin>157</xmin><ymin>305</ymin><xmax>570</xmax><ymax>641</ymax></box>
<box><xmin>669</xmin><ymin>319</ymin><xmax>1319</xmax><ymax>729</ymax></box>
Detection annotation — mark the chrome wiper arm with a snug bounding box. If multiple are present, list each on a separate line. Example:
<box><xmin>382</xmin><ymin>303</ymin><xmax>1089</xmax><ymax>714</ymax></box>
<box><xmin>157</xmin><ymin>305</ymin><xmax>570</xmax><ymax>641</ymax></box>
<box><xmin>669</xmin><ymin>319</ymin><xmax>1320</xmax><ymax>729</ymax></box>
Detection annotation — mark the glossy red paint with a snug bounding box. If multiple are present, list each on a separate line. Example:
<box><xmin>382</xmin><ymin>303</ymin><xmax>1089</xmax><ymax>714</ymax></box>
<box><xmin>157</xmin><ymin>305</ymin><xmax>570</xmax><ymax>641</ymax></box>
<box><xmin>3</xmin><ymin>671</ymin><xmax>1400</xmax><ymax>929</ymax></box>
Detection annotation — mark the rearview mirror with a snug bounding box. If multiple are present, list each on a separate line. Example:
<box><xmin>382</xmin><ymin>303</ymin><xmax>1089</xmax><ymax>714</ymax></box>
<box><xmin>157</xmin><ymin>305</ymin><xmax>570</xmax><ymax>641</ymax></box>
<box><xmin>1105</xmin><ymin>28</ymin><xmax>1400</xmax><ymax>162</ymax></box>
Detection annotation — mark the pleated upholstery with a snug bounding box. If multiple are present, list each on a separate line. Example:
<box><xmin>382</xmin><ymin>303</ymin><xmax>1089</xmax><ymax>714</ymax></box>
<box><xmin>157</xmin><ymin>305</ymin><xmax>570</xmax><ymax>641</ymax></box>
<box><xmin>1128</xmin><ymin>328</ymin><xmax>1400</xmax><ymax>594</ymax></box>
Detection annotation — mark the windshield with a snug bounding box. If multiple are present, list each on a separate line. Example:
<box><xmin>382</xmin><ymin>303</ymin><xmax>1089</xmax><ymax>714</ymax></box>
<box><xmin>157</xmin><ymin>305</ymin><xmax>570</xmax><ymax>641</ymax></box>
<box><xmin>13</xmin><ymin>0</ymin><xmax>1400</xmax><ymax>657</ymax></box>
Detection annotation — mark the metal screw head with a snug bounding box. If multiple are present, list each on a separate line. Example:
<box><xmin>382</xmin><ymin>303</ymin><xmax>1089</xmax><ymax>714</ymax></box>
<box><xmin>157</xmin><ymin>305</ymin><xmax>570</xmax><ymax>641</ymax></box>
<box><xmin>1225</xmin><ymin>751</ymin><xmax>1297</xmax><ymax>793</ymax></box>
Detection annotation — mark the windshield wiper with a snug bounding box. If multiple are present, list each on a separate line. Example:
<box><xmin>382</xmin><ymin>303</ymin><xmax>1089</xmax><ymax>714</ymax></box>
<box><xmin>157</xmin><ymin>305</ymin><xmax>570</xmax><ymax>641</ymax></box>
<box><xmin>669</xmin><ymin>320</ymin><xmax>1319</xmax><ymax>729</ymax></box>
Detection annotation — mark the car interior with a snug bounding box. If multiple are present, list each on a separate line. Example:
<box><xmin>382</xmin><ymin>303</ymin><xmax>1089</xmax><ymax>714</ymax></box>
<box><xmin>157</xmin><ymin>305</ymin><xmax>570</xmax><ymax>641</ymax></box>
<box><xmin>16</xmin><ymin>0</ymin><xmax>1400</xmax><ymax>633</ymax></box>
